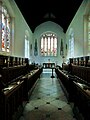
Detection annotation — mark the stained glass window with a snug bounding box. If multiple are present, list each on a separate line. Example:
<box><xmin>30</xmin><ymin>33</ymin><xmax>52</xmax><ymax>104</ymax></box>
<box><xmin>25</xmin><ymin>35</ymin><xmax>29</xmax><ymax>58</ymax></box>
<box><xmin>69</xmin><ymin>33</ymin><xmax>74</xmax><ymax>57</ymax></box>
<box><xmin>88</xmin><ymin>16</ymin><xmax>90</xmax><ymax>54</ymax></box>
<box><xmin>40</xmin><ymin>33</ymin><xmax>57</xmax><ymax>56</ymax></box>
<box><xmin>2</xmin><ymin>6</ymin><xmax>11</xmax><ymax>52</ymax></box>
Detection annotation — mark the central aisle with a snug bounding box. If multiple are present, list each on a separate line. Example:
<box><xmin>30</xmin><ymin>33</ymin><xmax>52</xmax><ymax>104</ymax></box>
<box><xmin>19</xmin><ymin>71</ymin><xmax>76</xmax><ymax>120</ymax></box>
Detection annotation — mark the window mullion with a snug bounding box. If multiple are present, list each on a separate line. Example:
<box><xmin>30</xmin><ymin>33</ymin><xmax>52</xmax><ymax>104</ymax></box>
<box><xmin>40</xmin><ymin>33</ymin><xmax>57</xmax><ymax>56</ymax></box>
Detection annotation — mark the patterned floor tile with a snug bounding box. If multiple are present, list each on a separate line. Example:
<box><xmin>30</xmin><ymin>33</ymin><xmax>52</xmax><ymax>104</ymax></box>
<box><xmin>19</xmin><ymin>71</ymin><xmax>76</xmax><ymax>120</ymax></box>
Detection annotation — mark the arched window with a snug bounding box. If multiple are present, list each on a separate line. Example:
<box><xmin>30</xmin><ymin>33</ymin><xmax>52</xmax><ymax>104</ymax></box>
<box><xmin>87</xmin><ymin>16</ymin><xmax>90</xmax><ymax>54</ymax></box>
<box><xmin>25</xmin><ymin>35</ymin><xmax>29</xmax><ymax>58</ymax></box>
<box><xmin>40</xmin><ymin>32</ymin><xmax>57</xmax><ymax>56</ymax></box>
<box><xmin>1</xmin><ymin>6</ymin><xmax>11</xmax><ymax>52</ymax></box>
<box><xmin>69</xmin><ymin>29</ymin><xmax>74</xmax><ymax>57</ymax></box>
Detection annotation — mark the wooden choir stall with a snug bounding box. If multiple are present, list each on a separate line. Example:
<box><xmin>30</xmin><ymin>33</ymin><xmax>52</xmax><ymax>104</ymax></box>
<box><xmin>0</xmin><ymin>55</ymin><xmax>43</xmax><ymax>120</ymax></box>
<box><xmin>55</xmin><ymin>56</ymin><xmax>90</xmax><ymax>120</ymax></box>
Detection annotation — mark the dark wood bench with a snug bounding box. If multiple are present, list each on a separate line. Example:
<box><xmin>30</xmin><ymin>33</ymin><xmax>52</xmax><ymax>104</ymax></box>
<box><xmin>0</xmin><ymin>65</ymin><xmax>43</xmax><ymax>120</ymax></box>
<box><xmin>55</xmin><ymin>65</ymin><xmax>90</xmax><ymax>120</ymax></box>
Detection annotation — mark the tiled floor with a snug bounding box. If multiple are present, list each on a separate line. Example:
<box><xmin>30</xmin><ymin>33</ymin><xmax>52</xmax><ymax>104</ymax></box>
<box><xmin>19</xmin><ymin>70</ymin><xmax>77</xmax><ymax>120</ymax></box>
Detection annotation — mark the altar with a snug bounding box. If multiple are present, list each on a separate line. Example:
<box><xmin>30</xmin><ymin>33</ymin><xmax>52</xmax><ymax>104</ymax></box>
<box><xmin>43</xmin><ymin>63</ymin><xmax>55</xmax><ymax>78</ymax></box>
<box><xmin>43</xmin><ymin>63</ymin><xmax>55</xmax><ymax>68</ymax></box>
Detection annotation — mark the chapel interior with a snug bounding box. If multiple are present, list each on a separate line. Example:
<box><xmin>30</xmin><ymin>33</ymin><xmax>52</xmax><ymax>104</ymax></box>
<box><xmin>0</xmin><ymin>0</ymin><xmax>90</xmax><ymax>120</ymax></box>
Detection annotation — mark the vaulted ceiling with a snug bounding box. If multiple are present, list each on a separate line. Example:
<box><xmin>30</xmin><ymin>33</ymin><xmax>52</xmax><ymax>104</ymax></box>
<box><xmin>14</xmin><ymin>0</ymin><xmax>83</xmax><ymax>33</ymax></box>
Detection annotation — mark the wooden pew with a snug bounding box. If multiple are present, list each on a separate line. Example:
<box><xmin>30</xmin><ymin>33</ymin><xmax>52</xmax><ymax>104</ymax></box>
<box><xmin>55</xmin><ymin>64</ymin><xmax>90</xmax><ymax>120</ymax></box>
<box><xmin>0</xmin><ymin>65</ymin><xmax>43</xmax><ymax>120</ymax></box>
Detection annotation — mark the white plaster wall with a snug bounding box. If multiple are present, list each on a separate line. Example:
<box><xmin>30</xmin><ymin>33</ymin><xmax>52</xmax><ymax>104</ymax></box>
<box><xmin>66</xmin><ymin>0</ymin><xmax>89</xmax><ymax>59</ymax></box>
<box><xmin>4</xmin><ymin>0</ymin><xmax>90</xmax><ymax>66</ymax></box>
<box><xmin>32</xmin><ymin>21</ymin><xmax>65</xmax><ymax>66</ymax></box>
<box><xmin>6</xmin><ymin>0</ymin><xmax>33</xmax><ymax>58</ymax></box>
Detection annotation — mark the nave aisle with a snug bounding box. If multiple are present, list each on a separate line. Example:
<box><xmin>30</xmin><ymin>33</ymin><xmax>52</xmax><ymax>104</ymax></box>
<box><xmin>19</xmin><ymin>72</ymin><xmax>76</xmax><ymax>120</ymax></box>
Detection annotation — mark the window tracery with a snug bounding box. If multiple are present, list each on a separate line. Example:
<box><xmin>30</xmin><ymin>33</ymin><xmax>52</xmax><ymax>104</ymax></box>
<box><xmin>40</xmin><ymin>33</ymin><xmax>57</xmax><ymax>56</ymax></box>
